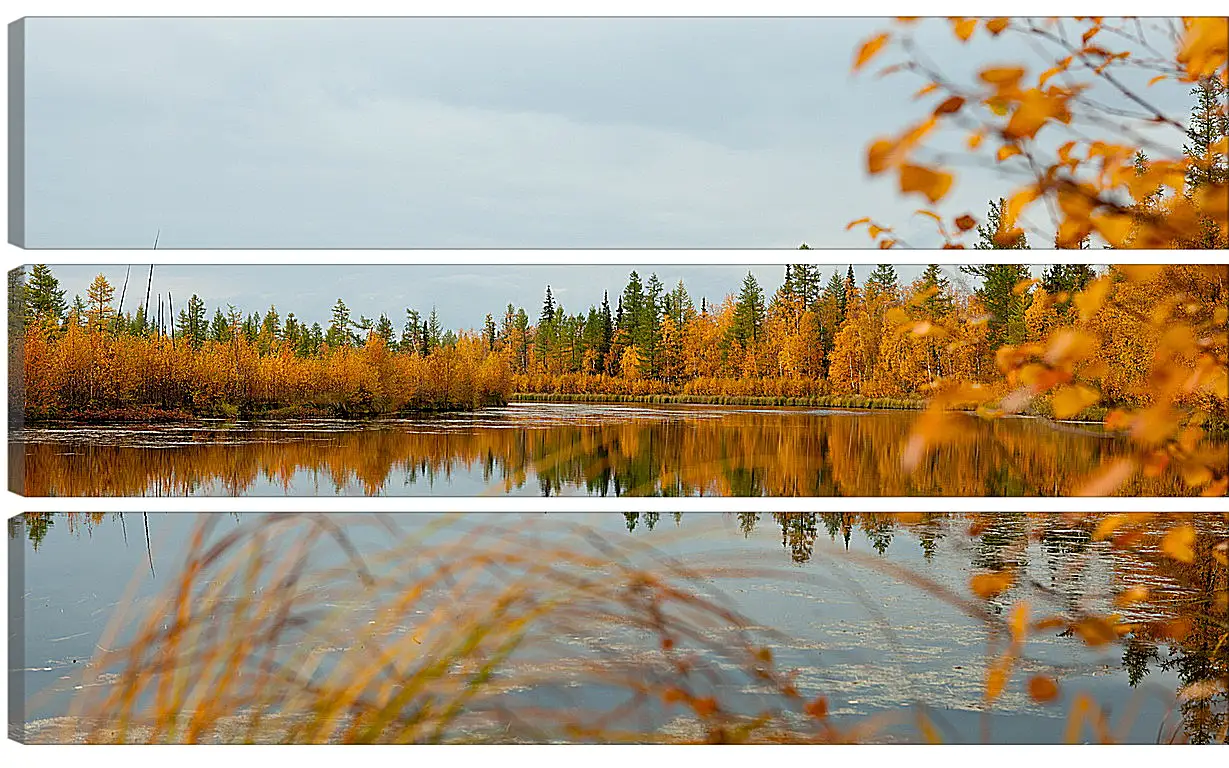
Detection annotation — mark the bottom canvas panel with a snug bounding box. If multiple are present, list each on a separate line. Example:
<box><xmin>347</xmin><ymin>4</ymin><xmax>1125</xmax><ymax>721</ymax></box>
<box><xmin>8</xmin><ymin>512</ymin><xmax>1228</xmax><ymax>745</ymax></box>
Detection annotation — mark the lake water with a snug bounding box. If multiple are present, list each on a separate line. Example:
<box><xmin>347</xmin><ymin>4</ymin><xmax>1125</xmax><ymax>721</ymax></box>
<box><xmin>11</xmin><ymin>513</ymin><xmax>1227</xmax><ymax>743</ymax></box>
<box><xmin>9</xmin><ymin>403</ymin><xmax>1209</xmax><ymax>496</ymax></box>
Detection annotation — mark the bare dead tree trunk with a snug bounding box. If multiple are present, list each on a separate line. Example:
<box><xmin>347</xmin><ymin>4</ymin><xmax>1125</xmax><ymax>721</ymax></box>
<box><xmin>117</xmin><ymin>265</ymin><xmax>131</xmax><ymax>319</ymax></box>
<box><xmin>144</xmin><ymin>265</ymin><xmax>154</xmax><ymax>332</ymax></box>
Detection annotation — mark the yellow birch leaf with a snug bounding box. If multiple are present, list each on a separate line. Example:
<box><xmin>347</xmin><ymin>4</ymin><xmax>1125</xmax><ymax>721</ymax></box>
<box><xmin>1161</xmin><ymin>524</ymin><xmax>1196</xmax><ymax>564</ymax></box>
<box><xmin>979</xmin><ymin>66</ymin><xmax>1026</xmax><ymax>89</ymax></box>
<box><xmin>1073</xmin><ymin>276</ymin><xmax>1112</xmax><ymax>323</ymax></box>
<box><xmin>934</xmin><ymin>95</ymin><xmax>966</xmax><ymax>115</ymax></box>
<box><xmin>986</xmin><ymin>656</ymin><xmax>1012</xmax><ymax>701</ymax></box>
<box><xmin>1093</xmin><ymin>513</ymin><xmax>1132</xmax><ymax>540</ymax></box>
<box><xmin>1114</xmin><ymin>585</ymin><xmax>1150</xmax><ymax>607</ymax></box>
<box><xmin>867</xmin><ymin>138</ymin><xmax>896</xmax><ymax>174</ymax></box>
<box><xmin>1091</xmin><ymin>212</ymin><xmax>1134</xmax><ymax>247</ymax></box>
<box><xmin>1051</xmin><ymin>384</ymin><xmax>1100</xmax><ymax>418</ymax></box>
<box><xmin>1177</xmin><ymin>16</ymin><xmax>1229</xmax><ymax>79</ymax></box>
<box><xmin>952</xmin><ymin>18</ymin><xmax>977</xmax><ymax>42</ymax></box>
<box><xmin>899</xmin><ymin>164</ymin><xmax>954</xmax><ymax>203</ymax></box>
<box><xmin>997</xmin><ymin>145</ymin><xmax>1022</xmax><ymax>162</ymax></box>
<box><xmin>970</xmin><ymin>571</ymin><xmax>1014</xmax><ymax>599</ymax></box>
<box><xmin>1028</xmin><ymin>675</ymin><xmax>1060</xmax><ymax>704</ymax></box>
<box><xmin>854</xmin><ymin>33</ymin><xmax>891</xmax><ymax>72</ymax></box>
<box><xmin>1075</xmin><ymin>458</ymin><xmax>1135</xmax><ymax>496</ymax></box>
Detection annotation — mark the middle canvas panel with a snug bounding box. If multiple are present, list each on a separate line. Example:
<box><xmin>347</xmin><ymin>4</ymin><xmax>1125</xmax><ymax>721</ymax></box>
<box><xmin>8</xmin><ymin>262</ymin><xmax>1226</xmax><ymax>498</ymax></box>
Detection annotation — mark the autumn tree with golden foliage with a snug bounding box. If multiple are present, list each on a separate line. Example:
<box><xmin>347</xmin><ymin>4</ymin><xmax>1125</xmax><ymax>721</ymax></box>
<box><xmin>847</xmin><ymin>18</ymin><xmax>1228</xmax><ymax>497</ymax></box>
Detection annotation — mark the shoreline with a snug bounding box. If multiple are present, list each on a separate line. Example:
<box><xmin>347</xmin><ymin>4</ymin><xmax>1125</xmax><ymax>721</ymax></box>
<box><xmin>509</xmin><ymin>392</ymin><xmax>930</xmax><ymax>410</ymax></box>
<box><xmin>12</xmin><ymin>396</ymin><xmax>1225</xmax><ymax>437</ymax></box>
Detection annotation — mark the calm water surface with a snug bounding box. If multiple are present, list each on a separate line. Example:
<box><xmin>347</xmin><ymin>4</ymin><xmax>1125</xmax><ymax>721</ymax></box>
<box><xmin>10</xmin><ymin>404</ymin><xmax>1213</xmax><ymax>496</ymax></box>
<box><xmin>11</xmin><ymin>513</ymin><xmax>1226</xmax><ymax>743</ymax></box>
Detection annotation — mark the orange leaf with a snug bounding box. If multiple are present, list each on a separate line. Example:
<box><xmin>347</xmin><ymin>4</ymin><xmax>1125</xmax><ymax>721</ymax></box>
<box><xmin>1028</xmin><ymin>675</ymin><xmax>1060</xmax><ymax>704</ymax></box>
<box><xmin>934</xmin><ymin>95</ymin><xmax>966</xmax><ymax>115</ymax></box>
<box><xmin>979</xmin><ymin>66</ymin><xmax>1026</xmax><ymax>90</ymax></box>
<box><xmin>846</xmin><ymin>217</ymin><xmax>871</xmax><ymax>230</ymax></box>
<box><xmin>1071</xmin><ymin>616</ymin><xmax>1119</xmax><ymax>647</ymax></box>
<box><xmin>1076</xmin><ymin>458</ymin><xmax>1135</xmax><ymax>497</ymax></box>
<box><xmin>899</xmin><ymin>164</ymin><xmax>954</xmax><ymax>203</ymax></box>
<box><xmin>867</xmin><ymin>138</ymin><xmax>895</xmax><ymax>174</ymax></box>
<box><xmin>692</xmin><ymin>696</ymin><xmax>718</xmax><ymax>717</ymax></box>
<box><xmin>1051</xmin><ymin>384</ymin><xmax>1100</xmax><ymax>419</ymax></box>
<box><xmin>854</xmin><ymin>33</ymin><xmax>891</xmax><ymax>72</ymax></box>
<box><xmin>1161</xmin><ymin>524</ymin><xmax>1196</xmax><ymax>564</ymax></box>
<box><xmin>986</xmin><ymin>656</ymin><xmax>1012</xmax><ymax>701</ymax></box>
<box><xmin>1177</xmin><ymin>16</ymin><xmax>1229</xmax><ymax>79</ymax></box>
<box><xmin>1114</xmin><ymin>585</ymin><xmax>1150</xmax><ymax>607</ymax></box>
<box><xmin>952</xmin><ymin>18</ymin><xmax>977</xmax><ymax>42</ymax></box>
<box><xmin>805</xmin><ymin>696</ymin><xmax>829</xmax><ymax>719</ymax></box>
<box><xmin>996</xmin><ymin>145</ymin><xmax>1022</xmax><ymax>162</ymax></box>
<box><xmin>986</xmin><ymin>18</ymin><xmax>1010</xmax><ymax>36</ymax></box>
<box><xmin>1009</xmin><ymin>602</ymin><xmax>1030</xmax><ymax>644</ymax></box>
<box><xmin>1091</xmin><ymin>211</ymin><xmax>1134</xmax><ymax>248</ymax></box>
<box><xmin>913</xmin><ymin>82</ymin><xmax>940</xmax><ymax>99</ymax></box>
<box><xmin>970</xmin><ymin>571</ymin><xmax>1014</xmax><ymax>599</ymax></box>
<box><xmin>1147</xmin><ymin>74</ymin><xmax>1168</xmax><ymax>87</ymax></box>
<box><xmin>955</xmin><ymin>214</ymin><xmax>977</xmax><ymax>231</ymax></box>
<box><xmin>1093</xmin><ymin>513</ymin><xmax>1133</xmax><ymax>541</ymax></box>
<box><xmin>1004</xmin><ymin>89</ymin><xmax>1072</xmax><ymax>141</ymax></box>
<box><xmin>1038</xmin><ymin>64</ymin><xmax>1066</xmax><ymax>88</ymax></box>
<box><xmin>967</xmin><ymin>132</ymin><xmax>984</xmax><ymax>150</ymax></box>
<box><xmin>1073</xmin><ymin>276</ymin><xmax>1112</xmax><ymax>323</ymax></box>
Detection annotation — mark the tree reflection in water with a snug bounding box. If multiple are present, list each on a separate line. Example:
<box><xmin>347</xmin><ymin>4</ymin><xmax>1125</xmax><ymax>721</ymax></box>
<box><xmin>12</xmin><ymin>406</ymin><xmax>1219</xmax><ymax>497</ymax></box>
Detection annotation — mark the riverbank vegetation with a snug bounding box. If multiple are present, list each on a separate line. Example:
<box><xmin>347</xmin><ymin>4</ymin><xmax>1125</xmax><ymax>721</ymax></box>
<box><xmin>16</xmin><ymin>512</ymin><xmax>1226</xmax><ymax>744</ymax></box>
<box><xmin>10</xmin><ymin>276</ymin><xmax>512</xmax><ymax>420</ymax></box>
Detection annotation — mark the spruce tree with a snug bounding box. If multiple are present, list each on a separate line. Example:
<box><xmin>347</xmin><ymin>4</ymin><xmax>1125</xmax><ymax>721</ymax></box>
<box><xmin>959</xmin><ymin>264</ymin><xmax>1033</xmax><ymax>347</ymax></box>
<box><xmin>484</xmin><ymin>313</ymin><xmax>497</xmax><ymax>351</ymax></box>
<box><xmin>731</xmin><ymin>271</ymin><xmax>766</xmax><ymax>346</ymax></box>
<box><xmin>599</xmin><ymin>291</ymin><xmax>613</xmax><ymax>364</ymax></box>
<box><xmin>210</xmin><ymin>308</ymin><xmax>230</xmax><ymax>342</ymax></box>
<box><xmin>918</xmin><ymin>264</ymin><xmax>954</xmax><ymax>316</ymax></box>
<box><xmin>402</xmin><ymin>309</ymin><xmax>422</xmax><ymax>353</ymax></box>
<box><xmin>974</xmin><ymin>198</ymin><xmax>1029</xmax><ymax>249</ymax></box>
<box><xmin>1184</xmin><ymin>76</ymin><xmax>1229</xmax><ymax>191</ymax></box>
<box><xmin>374</xmin><ymin>313</ymin><xmax>396</xmax><ymax>347</ymax></box>
<box><xmin>26</xmin><ymin>264</ymin><xmax>66</xmax><ymax>326</ymax></box>
<box><xmin>327</xmin><ymin>299</ymin><xmax>352</xmax><ymax>347</ymax></box>
<box><xmin>866</xmin><ymin>264</ymin><xmax>899</xmax><ymax>301</ymax></box>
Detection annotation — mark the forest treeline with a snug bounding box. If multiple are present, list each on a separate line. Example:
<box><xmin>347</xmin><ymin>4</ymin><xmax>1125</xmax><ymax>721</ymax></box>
<box><xmin>9</xmin><ymin>268</ymin><xmax>513</xmax><ymax>420</ymax></box>
<box><xmin>507</xmin><ymin>261</ymin><xmax>1226</xmax><ymax>422</ymax></box>
<box><xmin>7</xmin><ymin>258</ymin><xmax>1228</xmax><ymax>422</ymax></box>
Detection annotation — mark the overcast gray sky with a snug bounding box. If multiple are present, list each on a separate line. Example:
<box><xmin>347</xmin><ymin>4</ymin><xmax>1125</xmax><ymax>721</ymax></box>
<box><xmin>19</xmin><ymin>17</ymin><xmax>1196</xmax><ymax>249</ymax></box>
<box><xmin>31</xmin><ymin>263</ymin><xmax>1062</xmax><ymax>331</ymax></box>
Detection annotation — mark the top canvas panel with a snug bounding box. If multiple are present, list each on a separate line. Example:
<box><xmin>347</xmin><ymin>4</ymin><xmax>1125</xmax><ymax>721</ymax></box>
<box><xmin>9</xmin><ymin>16</ymin><xmax>1228</xmax><ymax>249</ymax></box>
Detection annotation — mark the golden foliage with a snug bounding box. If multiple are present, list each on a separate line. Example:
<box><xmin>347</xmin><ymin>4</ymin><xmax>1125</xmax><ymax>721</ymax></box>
<box><xmin>20</xmin><ymin>323</ymin><xmax>512</xmax><ymax>419</ymax></box>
